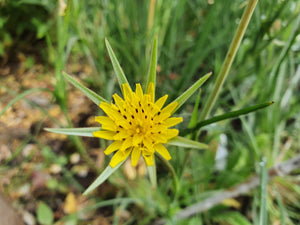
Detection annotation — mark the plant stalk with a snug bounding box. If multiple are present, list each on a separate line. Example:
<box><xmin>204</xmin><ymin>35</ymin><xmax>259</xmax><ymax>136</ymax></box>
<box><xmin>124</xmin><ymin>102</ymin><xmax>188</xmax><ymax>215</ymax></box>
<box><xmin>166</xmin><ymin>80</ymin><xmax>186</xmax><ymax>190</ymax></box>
<box><xmin>199</xmin><ymin>0</ymin><xmax>259</xmax><ymax>121</ymax></box>
<box><xmin>156</xmin><ymin>153</ymin><xmax>179</xmax><ymax>195</ymax></box>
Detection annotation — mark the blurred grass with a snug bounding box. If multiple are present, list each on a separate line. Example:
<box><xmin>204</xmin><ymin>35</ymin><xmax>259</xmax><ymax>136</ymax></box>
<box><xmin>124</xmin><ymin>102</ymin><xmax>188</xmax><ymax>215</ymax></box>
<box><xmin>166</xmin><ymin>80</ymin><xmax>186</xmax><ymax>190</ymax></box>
<box><xmin>1</xmin><ymin>0</ymin><xmax>300</xmax><ymax>224</ymax></box>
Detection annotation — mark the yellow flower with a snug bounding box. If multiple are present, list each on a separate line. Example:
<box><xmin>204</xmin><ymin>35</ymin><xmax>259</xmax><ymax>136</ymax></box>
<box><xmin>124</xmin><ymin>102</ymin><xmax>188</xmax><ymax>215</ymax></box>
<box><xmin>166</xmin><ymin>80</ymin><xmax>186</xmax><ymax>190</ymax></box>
<box><xmin>45</xmin><ymin>37</ymin><xmax>210</xmax><ymax>194</ymax></box>
<box><xmin>93</xmin><ymin>82</ymin><xmax>183</xmax><ymax>168</ymax></box>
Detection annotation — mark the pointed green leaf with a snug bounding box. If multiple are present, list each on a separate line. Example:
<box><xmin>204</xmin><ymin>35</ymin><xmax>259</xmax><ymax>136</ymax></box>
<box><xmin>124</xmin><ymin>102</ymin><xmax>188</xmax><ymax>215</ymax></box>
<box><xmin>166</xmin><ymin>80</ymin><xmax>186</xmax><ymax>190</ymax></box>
<box><xmin>145</xmin><ymin>35</ymin><xmax>158</xmax><ymax>91</ymax></box>
<box><xmin>188</xmin><ymin>89</ymin><xmax>202</xmax><ymax>129</ymax></box>
<box><xmin>44</xmin><ymin>127</ymin><xmax>100</xmax><ymax>137</ymax></box>
<box><xmin>167</xmin><ymin>136</ymin><xmax>208</xmax><ymax>149</ymax></box>
<box><xmin>181</xmin><ymin>101</ymin><xmax>274</xmax><ymax>136</ymax></box>
<box><xmin>147</xmin><ymin>162</ymin><xmax>157</xmax><ymax>189</ymax></box>
<box><xmin>83</xmin><ymin>161</ymin><xmax>125</xmax><ymax>195</ymax></box>
<box><xmin>62</xmin><ymin>71</ymin><xmax>108</xmax><ymax>105</ymax></box>
<box><xmin>105</xmin><ymin>38</ymin><xmax>130</xmax><ymax>91</ymax></box>
<box><xmin>172</xmin><ymin>72</ymin><xmax>212</xmax><ymax>113</ymax></box>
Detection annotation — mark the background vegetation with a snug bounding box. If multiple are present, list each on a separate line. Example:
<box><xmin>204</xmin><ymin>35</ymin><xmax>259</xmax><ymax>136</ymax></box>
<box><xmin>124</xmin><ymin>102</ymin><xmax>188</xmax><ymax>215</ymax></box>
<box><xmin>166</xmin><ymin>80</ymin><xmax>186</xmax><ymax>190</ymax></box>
<box><xmin>0</xmin><ymin>0</ymin><xmax>299</xmax><ymax>224</ymax></box>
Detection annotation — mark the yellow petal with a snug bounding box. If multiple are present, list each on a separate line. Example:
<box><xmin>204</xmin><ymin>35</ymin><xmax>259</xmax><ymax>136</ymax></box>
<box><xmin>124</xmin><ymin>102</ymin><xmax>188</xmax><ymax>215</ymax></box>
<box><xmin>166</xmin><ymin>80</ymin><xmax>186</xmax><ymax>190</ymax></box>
<box><xmin>147</xmin><ymin>82</ymin><xmax>155</xmax><ymax>102</ymax></box>
<box><xmin>110</xmin><ymin>148</ymin><xmax>131</xmax><ymax>168</ymax></box>
<box><xmin>142</xmin><ymin>152</ymin><xmax>154</xmax><ymax>166</ymax></box>
<box><xmin>151</xmin><ymin>133</ymin><xmax>168</xmax><ymax>143</ymax></box>
<box><xmin>132</xmin><ymin>134</ymin><xmax>143</xmax><ymax>146</ymax></box>
<box><xmin>120</xmin><ymin>137</ymin><xmax>132</xmax><ymax>151</ymax></box>
<box><xmin>104</xmin><ymin>141</ymin><xmax>123</xmax><ymax>155</ymax></box>
<box><xmin>165</xmin><ymin>129</ymin><xmax>179</xmax><ymax>140</ymax></box>
<box><xmin>135</xmin><ymin>83</ymin><xmax>144</xmax><ymax>99</ymax></box>
<box><xmin>153</xmin><ymin>112</ymin><xmax>171</xmax><ymax>123</ymax></box>
<box><xmin>95</xmin><ymin>116</ymin><xmax>116</xmax><ymax>131</ymax></box>
<box><xmin>100</xmin><ymin>102</ymin><xmax>119</xmax><ymax>120</ymax></box>
<box><xmin>161</xmin><ymin>101</ymin><xmax>178</xmax><ymax>115</ymax></box>
<box><xmin>162</xmin><ymin>117</ymin><xmax>183</xmax><ymax>127</ymax></box>
<box><xmin>93</xmin><ymin>130</ymin><xmax>115</xmax><ymax>140</ymax></box>
<box><xmin>155</xmin><ymin>95</ymin><xmax>168</xmax><ymax>110</ymax></box>
<box><xmin>122</xmin><ymin>83</ymin><xmax>133</xmax><ymax>101</ymax></box>
<box><xmin>155</xmin><ymin>144</ymin><xmax>171</xmax><ymax>160</ymax></box>
<box><xmin>113</xmin><ymin>130</ymin><xmax>130</xmax><ymax>140</ymax></box>
<box><xmin>131</xmin><ymin>147</ymin><xmax>141</xmax><ymax>166</ymax></box>
<box><xmin>113</xmin><ymin>93</ymin><xmax>124</xmax><ymax>109</ymax></box>
<box><xmin>143</xmin><ymin>137</ymin><xmax>154</xmax><ymax>151</ymax></box>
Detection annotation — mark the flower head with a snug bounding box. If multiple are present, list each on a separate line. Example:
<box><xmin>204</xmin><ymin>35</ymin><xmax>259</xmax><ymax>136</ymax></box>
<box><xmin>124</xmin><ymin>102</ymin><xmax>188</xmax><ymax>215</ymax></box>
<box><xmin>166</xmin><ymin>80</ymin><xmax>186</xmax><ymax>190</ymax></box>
<box><xmin>94</xmin><ymin>82</ymin><xmax>183</xmax><ymax>168</ymax></box>
<box><xmin>45</xmin><ymin>37</ymin><xmax>210</xmax><ymax>194</ymax></box>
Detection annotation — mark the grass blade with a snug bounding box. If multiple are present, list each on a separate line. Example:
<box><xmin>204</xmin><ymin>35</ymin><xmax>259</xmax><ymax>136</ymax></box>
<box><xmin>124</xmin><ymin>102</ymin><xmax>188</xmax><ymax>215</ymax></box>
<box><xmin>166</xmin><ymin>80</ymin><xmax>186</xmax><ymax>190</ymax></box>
<box><xmin>199</xmin><ymin>0</ymin><xmax>259</xmax><ymax>120</ymax></box>
<box><xmin>83</xmin><ymin>161</ymin><xmax>125</xmax><ymax>195</ymax></box>
<box><xmin>145</xmin><ymin>35</ymin><xmax>158</xmax><ymax>91</ymax></box>
<box><xmin>167</xmin><ymin>136</ymin><xmax>208</xmax><ymax>149</ymax></box>
<box><xmin>172</xmin><ymin>72</ymin><xmax>211</xmax><ymax>113</ymax></box>
<box><xmin>62</xmin><ymin>71</ymin><xmax>108</xmax><ymax>105</ymax></box>
<box><xmin>182</xmin><ymin>101</ymin><xmax>274</xmax><ymax>136</ymax></box>
<box><xmin>0</xmin><ymin>88</ymin><xmax>50</xmax><ymax>118</ymax></box>
<box><xmin>105</xmin><ymin>38</ymin><xmax>130</xmax><ymax>90</ymax></box>
<box><xmin>259</xmin><ymin>157</ymin><xmax>268</xmax><ymax>225</ymax></box>
<box><xmin>44</xmin><ymin>127</ymin><xmax>100</xmax><ymax>137</ymax></box>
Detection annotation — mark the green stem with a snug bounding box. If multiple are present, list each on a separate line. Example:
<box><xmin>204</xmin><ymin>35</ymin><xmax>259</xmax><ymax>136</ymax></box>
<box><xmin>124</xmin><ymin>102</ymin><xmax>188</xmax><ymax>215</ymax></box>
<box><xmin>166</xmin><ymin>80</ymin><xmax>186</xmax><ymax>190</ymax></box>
<box><xmin>156</xmin><ymin>153</ymin><xmax>179</xmax><ymax>194</ymax></box>
<box><xmin>199</xmin><ymin>0</ymin><xmax>258</xmax><ymax>121</ymax></box>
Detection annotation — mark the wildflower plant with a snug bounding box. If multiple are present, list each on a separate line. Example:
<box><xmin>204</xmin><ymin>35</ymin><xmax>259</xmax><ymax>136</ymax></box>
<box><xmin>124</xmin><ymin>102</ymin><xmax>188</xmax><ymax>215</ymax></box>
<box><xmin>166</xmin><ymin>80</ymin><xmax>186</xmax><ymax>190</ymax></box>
<box><xmin>46</xmin><ymin>36</ymin><xmax>211</xmax><ymax>194</ymax></box>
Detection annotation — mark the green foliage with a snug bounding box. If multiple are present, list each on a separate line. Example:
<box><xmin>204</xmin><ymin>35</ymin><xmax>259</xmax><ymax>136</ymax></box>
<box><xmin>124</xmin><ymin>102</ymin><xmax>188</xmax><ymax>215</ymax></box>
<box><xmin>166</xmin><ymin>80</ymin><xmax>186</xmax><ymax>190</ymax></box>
<box><xmin>0</xmin><ymin>0</ymin><xmax>55</xmax><ymax>57</ymax></box>
<box><xmin>2</xmin><ymin>0</ymin><xmax>300</xmax><ymax>224</ymax></box>
<box><xmin>36</xmin><ymin>202</ymin><xmax>54</xmax><ymax>225</ymax></box>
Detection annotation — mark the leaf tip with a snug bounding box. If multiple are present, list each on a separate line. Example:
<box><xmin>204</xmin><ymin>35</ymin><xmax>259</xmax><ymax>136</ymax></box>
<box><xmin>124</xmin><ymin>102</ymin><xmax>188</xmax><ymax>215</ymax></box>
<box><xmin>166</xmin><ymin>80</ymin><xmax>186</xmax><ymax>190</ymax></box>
<box><xmin>82</xmin><ymin>190</ymin><xmax>90</xmax><ymax>196</ymax></box>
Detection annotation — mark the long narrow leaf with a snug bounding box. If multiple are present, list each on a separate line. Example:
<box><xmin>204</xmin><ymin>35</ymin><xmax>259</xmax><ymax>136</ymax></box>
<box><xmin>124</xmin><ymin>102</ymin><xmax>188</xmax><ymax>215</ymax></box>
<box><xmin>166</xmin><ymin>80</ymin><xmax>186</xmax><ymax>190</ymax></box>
<box><xmin>105</xmin><ymin>38</ymin><xmax>130</xmax><ymax>90</ymax></box>
<box><xmin>188</xmin><ymin>89</ymin><xmax>202</xmax><ymax>129</ymax></box>
<box><xmin>145</xmin><ymin>35</ymin><xmax>158</xmax><ymax>91</ymax></box>
<box><xmin>259</xmin><ymin>157</ymin><xmax>268</xmax><ymax>225</ymax></box>
<box><xmin>167</xmin><ymin>136</ymin><xmax>208</xmax><ymax>149</ymax></box>
<box><xmin>62</xmin><ymin>71</ymin><xmax>108</xmax><ymax>105</ymax></box>
<box><xmin>83</xmin><ymin>161</ymin><xmax>125</xmax><ymax>195</ymax></box>
<box><xmin>182</xmin><ymin>101</ymin><xmax>274</xmax><ymax>136</ymax></box>
<box><xmin>188</xmin><ymin>89</ymin><xmax>202</xmax><ymax>140</ymax></box>
<box><xmin>172</xmin><ymin>72</ymin><xmax>211</xmax><ymax>113</ymax></box>
<box><xmin>44</xmin><ymin>127</ymin><xmax>100</xmax><ymax>137</ymax></box>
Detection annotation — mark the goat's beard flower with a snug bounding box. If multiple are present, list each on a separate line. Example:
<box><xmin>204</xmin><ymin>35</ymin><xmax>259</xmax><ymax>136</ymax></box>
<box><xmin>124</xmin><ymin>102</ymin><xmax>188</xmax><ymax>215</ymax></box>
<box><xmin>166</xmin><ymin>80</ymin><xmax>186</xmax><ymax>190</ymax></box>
<box><xmin>93</xmin><ymin>82</ymin><xmax>182</xmax><ymax>168</ymax></box>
